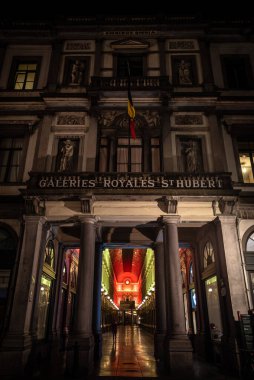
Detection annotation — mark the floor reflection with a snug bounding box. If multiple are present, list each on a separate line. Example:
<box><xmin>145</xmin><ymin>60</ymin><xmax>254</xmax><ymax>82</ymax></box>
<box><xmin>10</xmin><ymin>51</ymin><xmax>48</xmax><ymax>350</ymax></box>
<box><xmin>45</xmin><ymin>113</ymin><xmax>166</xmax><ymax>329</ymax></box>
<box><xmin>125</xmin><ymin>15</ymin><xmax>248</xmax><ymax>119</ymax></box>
<box><xmin>93</xmin><ymin>325</ymin><xmax>159</xmax><ymax>377</ymax></box>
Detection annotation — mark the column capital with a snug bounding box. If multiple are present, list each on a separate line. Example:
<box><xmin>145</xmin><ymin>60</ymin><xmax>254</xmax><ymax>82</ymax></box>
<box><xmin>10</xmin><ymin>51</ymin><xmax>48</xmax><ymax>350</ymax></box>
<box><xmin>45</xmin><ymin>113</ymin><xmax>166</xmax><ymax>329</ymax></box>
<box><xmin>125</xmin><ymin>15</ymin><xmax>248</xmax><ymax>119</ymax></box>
<box><xmin>161</xmin><ymin>215</ymin><xmax>181</xmax><ymax>225</ymax></box>
<box><xmin>23</xmin><ymin>215</ymin><xmax>47</xmax><ymax>225</ymax></box>
<box><xmin>214</xmin><ymin>215</ymin><xmax>237</xmax><ymax>226</ymax></box>
<box><xmin>79</xmin><ymin>215</ymin><xmax>98</xmax><ymax>225</ymax></box>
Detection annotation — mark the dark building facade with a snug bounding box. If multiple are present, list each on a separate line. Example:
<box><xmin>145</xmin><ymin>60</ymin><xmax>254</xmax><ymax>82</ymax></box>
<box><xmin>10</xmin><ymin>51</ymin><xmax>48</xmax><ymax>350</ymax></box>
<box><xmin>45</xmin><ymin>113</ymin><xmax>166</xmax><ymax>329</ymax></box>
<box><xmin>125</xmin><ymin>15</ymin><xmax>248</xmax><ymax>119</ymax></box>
<box><xmin>0</xmin><ymin>14</ymin><xmax>254</xmax><ymax>378</ymax></box>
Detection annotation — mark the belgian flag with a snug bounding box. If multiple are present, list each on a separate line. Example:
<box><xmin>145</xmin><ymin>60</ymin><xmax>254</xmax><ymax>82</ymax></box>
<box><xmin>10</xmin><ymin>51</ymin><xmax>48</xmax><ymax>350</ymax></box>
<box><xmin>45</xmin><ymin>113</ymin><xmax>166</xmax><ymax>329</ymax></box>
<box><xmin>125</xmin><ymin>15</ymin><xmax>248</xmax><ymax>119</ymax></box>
<box><xmin>127</xmin><ymin>63</ymin><xmax>136</xmax><ymax>139</ymax></box>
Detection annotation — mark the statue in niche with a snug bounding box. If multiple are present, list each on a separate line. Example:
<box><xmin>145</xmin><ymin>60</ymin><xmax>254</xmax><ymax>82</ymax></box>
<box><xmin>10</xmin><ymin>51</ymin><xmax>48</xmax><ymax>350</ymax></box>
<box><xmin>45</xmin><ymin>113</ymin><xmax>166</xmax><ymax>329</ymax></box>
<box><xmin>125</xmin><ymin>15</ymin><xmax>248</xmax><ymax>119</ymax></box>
<box><xmin>184</xmin><ymin>140</ymin><xmax>198</xmax><ymax>172</ymax></box>
<box><xmin>70</xmin><ymin>60</ymin><xmax>85</xmax><ymax>85</ymax></box>
<box><xmin>58</xmin><ymin>139</ymin><xmax>74</xmax><ymax>172</ymax></box>
<box><xmin>178</xmin><ymin>59</ymin><xmax>192</xmax><ymax>85</ymax></box>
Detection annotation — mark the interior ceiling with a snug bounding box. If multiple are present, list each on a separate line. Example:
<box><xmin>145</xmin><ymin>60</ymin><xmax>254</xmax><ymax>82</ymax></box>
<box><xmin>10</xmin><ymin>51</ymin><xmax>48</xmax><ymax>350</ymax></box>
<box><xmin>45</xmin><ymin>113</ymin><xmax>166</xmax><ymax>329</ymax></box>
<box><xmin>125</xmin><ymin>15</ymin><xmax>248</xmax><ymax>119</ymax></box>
<box><xmin>110</xmin><ymin>248</ymin><xmax>146</xmax><ymax>282</ymax></box>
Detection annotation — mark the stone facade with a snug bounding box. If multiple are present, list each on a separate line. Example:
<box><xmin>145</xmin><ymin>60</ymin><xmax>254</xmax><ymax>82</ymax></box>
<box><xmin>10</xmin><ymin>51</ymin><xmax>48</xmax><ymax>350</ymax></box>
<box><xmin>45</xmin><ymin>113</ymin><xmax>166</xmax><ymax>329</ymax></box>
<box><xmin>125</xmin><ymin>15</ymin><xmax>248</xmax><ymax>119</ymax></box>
<box><xmin>0</xmin><ymin>14</ymin><xmax>254</xmax><ymax>378</ymax></box>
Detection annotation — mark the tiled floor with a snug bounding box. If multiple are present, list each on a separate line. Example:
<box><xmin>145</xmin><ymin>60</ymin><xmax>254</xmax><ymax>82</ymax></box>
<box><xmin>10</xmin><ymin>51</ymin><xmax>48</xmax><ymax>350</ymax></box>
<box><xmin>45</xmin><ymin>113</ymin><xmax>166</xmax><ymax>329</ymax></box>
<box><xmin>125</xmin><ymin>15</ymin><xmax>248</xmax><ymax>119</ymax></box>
<box><xmin>93</xmin><ymin>325</ymin><xmax>158</xmax><ymax>377</ymax></box>
<box><xmin>92</xmin><ymin>325</ymin><xmax>240</xmax><ymax>379</ymax></box>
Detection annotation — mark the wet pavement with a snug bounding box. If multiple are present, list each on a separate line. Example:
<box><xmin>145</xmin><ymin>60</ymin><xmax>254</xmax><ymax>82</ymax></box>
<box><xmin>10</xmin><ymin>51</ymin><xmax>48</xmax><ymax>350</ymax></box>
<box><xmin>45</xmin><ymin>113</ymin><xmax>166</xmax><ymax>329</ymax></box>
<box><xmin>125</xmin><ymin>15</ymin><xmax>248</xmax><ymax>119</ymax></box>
<box><xmin>91</xmin><ymin>325</ymin><xmax>240</xmax><ymax>379</ymax></box>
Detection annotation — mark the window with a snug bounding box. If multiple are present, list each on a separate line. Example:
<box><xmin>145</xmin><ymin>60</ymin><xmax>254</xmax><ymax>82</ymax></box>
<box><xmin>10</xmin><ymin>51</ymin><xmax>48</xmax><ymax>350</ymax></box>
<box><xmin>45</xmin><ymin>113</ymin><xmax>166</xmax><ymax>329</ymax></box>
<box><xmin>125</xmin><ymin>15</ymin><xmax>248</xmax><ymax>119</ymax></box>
<box><xmin>238</xmin><ymin>141</ymin><xmax>254</xmax><ymax>183</ymax></box>
<box><xmin>205</xmin><ymin>276</ymin><xmax>222</xmax><ymax>341</ymax></box>
<box><xmin>204</xmin><ymin>241</ymin><xmax>215</xmax><ymax>269</ymax></box>
<box><xmin>189</xmin><ymin>262</ymin><xmax>194</xmax><ymax>284</ymax></box>
<box><xmin>60</xmin><ymin>248</ymin><xmax>79</xmax><ymax>331</ymax></box>
<box><xmin>37</xmin><ymin>238</ymin><xmax>56</xmax><ymax>339</ymax></box>
<box><xmin>0</xmin><ymin>227</ymin><xmax>17</xmax><ymax>331</ymax></box>
<box><xmin>98</xmin><ymin>137</ymin><xmax>110</xmax><ymax>172</ymax></box>
<box><xmin>221</xmin><ymin>55</ymin><xmax>253</xmax><ymax>90</ymax></box>
<box><xmin>44</xmin><ymin>240</ymin><xmax>55</xmax><ymax>270</ymax></box>
<box><xmin>9</xmin><ymin>58</ymin><xmax>40</xmax><ymax>90</ymax></box>
<box><xmin>245</xmin><ymin>232</ymin><xmax>254</xmax><ymax>305</ymax></box>
<box><xmin>150</xmin><ymin>138</ymin><xmax>161</xmax><ymax>172</ymax></box>
<box><xmin>117</xmin><ymin>137</ymin><xmax>143</xmax><ymax>172</ymax></box>
<box><xmin>172</xmin><ymin>55</ymin><xmax>197</xmax><ymax>86</ymax></box>
<box><xmin>117</xmin><ymin>55</ymin><xmax>144</xmax><ymax>77</ymax></box>
<box><xmin>246</xmin><ymin>232</ymin><xmax>254</xmax><ymax>251</ymax></box>
<box><xmin>37</xmin><ymin>274</ymin><xmax>52</xmax><ymax>340</ymax></box>
<box><xmin>0</xmin><ymin>138</ymin><xmax>23</xmax><ymax>183</ymax></box>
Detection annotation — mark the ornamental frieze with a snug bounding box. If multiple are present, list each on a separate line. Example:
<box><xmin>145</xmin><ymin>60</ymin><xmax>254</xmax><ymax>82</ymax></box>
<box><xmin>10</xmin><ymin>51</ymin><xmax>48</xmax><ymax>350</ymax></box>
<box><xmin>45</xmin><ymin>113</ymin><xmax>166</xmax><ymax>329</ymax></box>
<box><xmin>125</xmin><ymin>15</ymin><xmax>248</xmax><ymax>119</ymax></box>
<box><xmin>175</xmin><ymin>115</ymin><xmax>203</xmax><ymax>125</ymax></box>
<box><xmin>97</xmin><ymin>110</ymin><xmax>160</xmax><ymax>129</ymax></box>
<box><xmin>57</xmin><ymin>114</ymin><xmax>86</xmax><ymax>125</ymax></box>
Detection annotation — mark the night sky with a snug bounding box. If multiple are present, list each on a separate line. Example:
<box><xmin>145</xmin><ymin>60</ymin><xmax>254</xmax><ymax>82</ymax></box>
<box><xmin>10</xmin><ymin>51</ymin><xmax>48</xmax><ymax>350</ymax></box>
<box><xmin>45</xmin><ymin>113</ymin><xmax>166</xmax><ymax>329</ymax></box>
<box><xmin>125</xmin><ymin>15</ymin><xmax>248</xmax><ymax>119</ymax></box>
<box><xmin>0</xmin><ymin>0</ymin><xmax>252</xmax><ymax>20</ymax></box>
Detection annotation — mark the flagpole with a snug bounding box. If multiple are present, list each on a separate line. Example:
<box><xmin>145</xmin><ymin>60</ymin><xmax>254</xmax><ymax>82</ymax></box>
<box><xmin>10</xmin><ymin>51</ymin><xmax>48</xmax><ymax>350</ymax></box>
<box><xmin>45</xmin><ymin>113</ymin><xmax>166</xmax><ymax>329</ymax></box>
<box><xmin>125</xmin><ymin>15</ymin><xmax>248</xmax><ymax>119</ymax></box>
<box><xmin>127</xmin><ymin>61</ymin><xmax>131</xmax><ymax>172</ymax></box>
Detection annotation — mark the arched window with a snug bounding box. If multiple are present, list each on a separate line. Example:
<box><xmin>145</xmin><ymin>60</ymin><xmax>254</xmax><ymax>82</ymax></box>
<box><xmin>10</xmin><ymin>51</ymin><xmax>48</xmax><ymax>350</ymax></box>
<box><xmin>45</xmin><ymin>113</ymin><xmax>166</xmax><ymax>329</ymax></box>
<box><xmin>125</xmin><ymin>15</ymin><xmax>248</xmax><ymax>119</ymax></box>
<box><xmin>246</xmin><ymin>232</ymin><xmax>254</xmax><ymax>251</ymax></box>
<box><xmin>203</xmin><ymin>241</ymin><xmax>215</xmax><ymax>269</ymax></box>
<box><xmin>244</xmin><ymin>231</ymin><xmax>254</xmax><ymax>306</ymax></box>
<box><xmin>44</xmin><ymin>240</ymin><xmax>55</xmax><ymax>269</ymax></box>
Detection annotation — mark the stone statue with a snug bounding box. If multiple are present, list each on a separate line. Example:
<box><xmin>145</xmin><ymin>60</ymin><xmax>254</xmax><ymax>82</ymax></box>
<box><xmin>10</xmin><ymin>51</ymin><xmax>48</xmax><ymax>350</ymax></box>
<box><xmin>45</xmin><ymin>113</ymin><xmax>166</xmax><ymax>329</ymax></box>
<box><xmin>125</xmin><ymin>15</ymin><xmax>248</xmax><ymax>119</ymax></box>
<box><xmin>178</xmin><ymin>59</ymin><xmax>192</xmax><ymax>85</ymax></box>
<box><xmin>70</xmin><ymin>60</ymin><xmax>84</xmax><ymax>85</ymax></box>
<box><xmin>185</xmin><ymin>140</ymin><xmax>198</xmax><ymax>172</ymax></box>
<box><xmin>59</xmin><ymin>139</ymin><xmax>74</xmax><ymax>171</ymax></box>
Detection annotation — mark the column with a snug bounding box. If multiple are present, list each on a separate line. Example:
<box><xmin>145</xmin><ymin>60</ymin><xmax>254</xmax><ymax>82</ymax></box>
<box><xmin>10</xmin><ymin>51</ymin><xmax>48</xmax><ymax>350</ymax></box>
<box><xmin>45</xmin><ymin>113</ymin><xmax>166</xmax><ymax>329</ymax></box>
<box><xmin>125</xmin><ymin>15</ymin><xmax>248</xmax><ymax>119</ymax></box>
<box><xmin>94</xmin><ymin>39</ymin><xmax>102</xmax><ymax>76</ymax></box>
<box><xmin>163</xmin><ymin>216</ymin><xmax>192</xmax><ymax>373</ymax></box>
<box><xmin>207</xmin><ymin>114</ymin><xmax>227</xmax><ymax>172</ymax></box>
<box><xmin>214</xmin><ymin>216</ymin><xmax>249</xmax><ymax>373</ymax></box>
<box><xmin>92</xmin><ymin>242</ymin><xmax>103</xmax><ymax>359</ymax></box>
<box><xmin>198</xmin><ymin>38</ymin><xmax>215</xmax><ymax>92</ymax></box>
<box><xmin>158</xmin><ymin>38</ymin><xmax>166</xmax><ymax>76</ymax></box>
<box><xmin>154</xmin><ymin>241</ymin><xmax>167</xmax><ymax>360</ymax></box>
<box><xmin>0</xmin><ymin>216</ymin><xmax>46</xmax><ymax>376</ymax></box>
<box><xmin>47</xmin><ymin>41</ymin><xmax>63</xmax><ymax>91</ymax></box>
<box><xmin>68</xmin><ymin>216</ymin><xmax>97</xmax><ymax>376</ymax></box>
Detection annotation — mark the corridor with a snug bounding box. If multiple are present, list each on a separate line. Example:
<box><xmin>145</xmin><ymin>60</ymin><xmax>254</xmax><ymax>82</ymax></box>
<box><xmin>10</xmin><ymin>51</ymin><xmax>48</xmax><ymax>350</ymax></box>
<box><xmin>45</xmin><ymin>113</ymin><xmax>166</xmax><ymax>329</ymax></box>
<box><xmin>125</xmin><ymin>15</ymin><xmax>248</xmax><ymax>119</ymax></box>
<box><xmin>92</xmin><ymin>325</ymin><xmax>240</xmax><ymax>379</ymax></box>
<box><xmin>93</xmin><ymin>325</ymin><xmax>159</xmax><ymax>377</ymax></box>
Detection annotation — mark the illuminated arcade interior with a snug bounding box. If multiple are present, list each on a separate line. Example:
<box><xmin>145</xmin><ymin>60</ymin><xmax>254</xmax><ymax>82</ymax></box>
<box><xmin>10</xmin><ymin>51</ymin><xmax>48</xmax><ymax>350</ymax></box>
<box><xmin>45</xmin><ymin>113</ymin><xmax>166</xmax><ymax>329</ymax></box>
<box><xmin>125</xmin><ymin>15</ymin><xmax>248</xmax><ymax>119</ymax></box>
<box><xmin>101</xmin><ymin>247</ymin><xmax>156</xmax><ymax>326</ymax></box>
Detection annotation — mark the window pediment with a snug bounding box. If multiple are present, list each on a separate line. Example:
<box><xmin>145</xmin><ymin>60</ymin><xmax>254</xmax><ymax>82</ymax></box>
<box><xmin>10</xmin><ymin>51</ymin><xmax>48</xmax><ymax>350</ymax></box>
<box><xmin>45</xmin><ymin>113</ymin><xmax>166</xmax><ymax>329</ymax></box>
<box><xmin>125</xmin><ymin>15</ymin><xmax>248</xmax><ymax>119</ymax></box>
<box><xmin>110</xmin><ymin>39</ymin><xmax>149</xmax><ymax>50</ymax></box>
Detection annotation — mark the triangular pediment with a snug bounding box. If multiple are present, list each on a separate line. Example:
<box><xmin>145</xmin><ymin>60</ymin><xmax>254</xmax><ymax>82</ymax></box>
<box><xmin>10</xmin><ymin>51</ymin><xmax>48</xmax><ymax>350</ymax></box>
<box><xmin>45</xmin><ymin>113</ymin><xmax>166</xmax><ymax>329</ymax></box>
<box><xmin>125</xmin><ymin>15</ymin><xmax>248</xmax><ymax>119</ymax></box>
<box><xmin>110</xmin><ymin>39</ymin><xmax>149</xmax><ymax>50</ymax></box>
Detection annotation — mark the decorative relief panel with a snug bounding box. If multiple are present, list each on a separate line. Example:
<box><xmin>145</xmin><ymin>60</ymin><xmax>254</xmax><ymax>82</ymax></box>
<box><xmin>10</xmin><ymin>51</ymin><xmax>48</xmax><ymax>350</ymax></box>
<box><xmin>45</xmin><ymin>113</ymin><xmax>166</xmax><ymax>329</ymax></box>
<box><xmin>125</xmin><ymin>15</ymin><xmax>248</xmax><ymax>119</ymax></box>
<box><xmin>175</xmin><ymin>115</ymin><xmax>203</xmax><ymax>125</ymax></box>
<box><xmin>168</xmin><ymin>40</ymin><xmax>198</xmax><ymax>51</ymax></box>
<box><xmin>57</xmin><ymin>113</ymin><xmax>86</xmax><ymax>125</ymax></box>
<box><xmin>64</xmin><ymin>40</ymin><xmax>94</xmax><ymax>51</ymax></box>
<box><xmin>97</xmin><ymin>110</ymin><xmax>160</xmax><ymax>129</ymax></box>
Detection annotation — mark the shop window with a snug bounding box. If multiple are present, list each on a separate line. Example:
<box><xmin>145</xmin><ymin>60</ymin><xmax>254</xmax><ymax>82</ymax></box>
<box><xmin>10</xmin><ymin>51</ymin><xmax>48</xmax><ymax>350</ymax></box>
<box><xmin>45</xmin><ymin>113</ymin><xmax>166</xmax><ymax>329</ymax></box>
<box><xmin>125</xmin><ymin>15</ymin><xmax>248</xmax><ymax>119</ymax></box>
<box><xmin>0</xmin><ymin>138</ymin><xmax>23</xmax><ymax>183</ymax></box>
<box><xmin>37</xmin><ymin>238</ymin><xmax>56</xmax><ymax>339</ymax></box>
<box><xmin>55</xmin><ymin>138</ymin><xmax>80</xmax><ymax>172</ymax></box>
<box><xmin>0</xmin><ymin>226</ymin><xmax>17</xmax><ymax>331</ymax></box>
<box><xmin>245</xmin><ymin>232</ymin><xmax>254</xmax><ymax>305</ymax></box>
<box><xmin>221</xmin><ymin>55</ymin><xmax>253</xmax><ymax>90</ymax></box>
<box><xmin>189</xmin><ymin>262</ymin><xmax>194</xmax><ymax>284</ymax></box>
<box><xmin>9</xmin><ymin>58</ymin><xmax>40</xmax><ymax>90</ymax></box>
<box><xmin>205</xmin><ymin>276</ymin><xmax>222</xmax><ymax>341</ymax></box>
<box><xmin>116</xmin><ymin>137</ymin><xmax>143</xmax><ymax>172</ymax></box>
<box><xmin>44</xmin><ymin>240</ymin><xmax>55</xmax><ymax>270</ymax></box>
<box><xmin>117</xmin><ymin>55</ymin><xmax>144</xmax><ymax>77</ymax></box>
<box><xmin>62</xmin><ymin>263</ymin><xmax>68</xmax><ymax>284</ymax></box>
<box><xmin>172</xmin><ymin>55</ymin><xmax>197</xmax><ymax>86</ymax></box>
<box><xmin>204</xmin><ymin>241</ymin><xmax>215</xmax><ymax>269</ymax></box>
<box><xmin>179</xmin><ymin>137</ymin><xmax>204</xmax><ymax>173</ymax></box>
<box><xmin>63</xmin><ymin>56</ymin><xmax>90</xmax><ymax>86</ymax></box>
<box><xmin>238</xmin><ymin>141</ymin><xmax>254</xmax><ymax>184</ymax></box>
<box><xmin>60</xmin><ymin>248</ymin><xmax>79</xmax><ymax>332</ymax></box>
<box><xmin>37</xmin><ymin>274</ymin><xmax>52</xmax><ymax>340</ymax></box>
